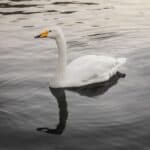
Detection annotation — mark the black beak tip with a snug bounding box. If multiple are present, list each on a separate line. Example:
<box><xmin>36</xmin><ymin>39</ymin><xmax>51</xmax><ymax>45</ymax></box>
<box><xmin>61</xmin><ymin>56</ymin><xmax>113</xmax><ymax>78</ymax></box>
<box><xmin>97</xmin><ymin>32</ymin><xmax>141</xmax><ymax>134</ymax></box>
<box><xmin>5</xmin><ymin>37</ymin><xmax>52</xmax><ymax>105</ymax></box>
<box><xmin>34</xmin><ymin>35</ymin><xmax>40</xmax><ymax>39</ymax></box>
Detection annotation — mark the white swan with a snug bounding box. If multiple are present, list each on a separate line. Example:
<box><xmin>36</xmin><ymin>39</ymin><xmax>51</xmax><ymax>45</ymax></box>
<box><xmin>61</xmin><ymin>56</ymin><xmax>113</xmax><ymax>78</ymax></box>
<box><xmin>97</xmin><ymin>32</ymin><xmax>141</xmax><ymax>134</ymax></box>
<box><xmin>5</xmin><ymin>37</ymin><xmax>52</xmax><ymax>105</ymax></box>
<box><xmin>34</xmin><ymin>27</ymin><xmax>126</xmax><ymax>88</ymax></box>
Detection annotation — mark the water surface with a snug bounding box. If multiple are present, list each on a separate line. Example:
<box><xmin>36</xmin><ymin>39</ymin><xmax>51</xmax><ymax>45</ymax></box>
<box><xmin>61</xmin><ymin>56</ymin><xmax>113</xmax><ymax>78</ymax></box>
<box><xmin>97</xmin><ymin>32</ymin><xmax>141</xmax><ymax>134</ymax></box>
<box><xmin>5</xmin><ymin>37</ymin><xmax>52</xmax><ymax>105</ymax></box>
<box><xmin>0</xmin><ymin>0</ymin><xmax>150</xmax><ymax>149</ymax></box>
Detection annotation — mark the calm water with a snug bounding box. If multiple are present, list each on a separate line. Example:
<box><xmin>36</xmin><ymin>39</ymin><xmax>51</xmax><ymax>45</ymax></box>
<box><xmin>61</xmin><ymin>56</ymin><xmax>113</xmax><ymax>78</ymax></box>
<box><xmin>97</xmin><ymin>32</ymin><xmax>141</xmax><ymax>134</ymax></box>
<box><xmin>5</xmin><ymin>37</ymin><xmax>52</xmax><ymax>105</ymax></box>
<box><xmin>1</xmin><ymin>0</ymin><xmax>150</xmax><ymax>149</ymax></box>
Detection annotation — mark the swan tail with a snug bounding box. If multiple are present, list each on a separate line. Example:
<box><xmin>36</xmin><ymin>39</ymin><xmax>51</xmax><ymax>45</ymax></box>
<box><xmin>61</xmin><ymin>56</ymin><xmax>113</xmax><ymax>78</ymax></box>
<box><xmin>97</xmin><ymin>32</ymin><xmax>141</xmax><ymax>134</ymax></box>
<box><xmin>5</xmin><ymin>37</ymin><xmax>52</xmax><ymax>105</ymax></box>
<box><xmin>117</xmin><ymin>57</ymin><xmax>126</xmax><ymax>66</ymax></box>
<box><xmin>108</xmin><ymin>57</ymin><xmax>126</xmax><ymax>76</ymax></box>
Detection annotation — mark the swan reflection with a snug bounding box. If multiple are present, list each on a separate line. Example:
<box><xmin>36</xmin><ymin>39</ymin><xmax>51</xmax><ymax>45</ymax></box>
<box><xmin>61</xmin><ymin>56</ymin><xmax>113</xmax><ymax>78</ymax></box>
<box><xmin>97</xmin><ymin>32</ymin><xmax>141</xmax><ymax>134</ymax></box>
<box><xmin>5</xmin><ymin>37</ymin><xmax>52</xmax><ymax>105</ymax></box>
<box><xmin>37</xmin><ymin>72</ymin><xmax>125</xmax><ymax>135</ymax></box>
<box><xmin>37</xmin><ymin>88</ymin><xmax>68</xmax><ymax>135</ymax></box>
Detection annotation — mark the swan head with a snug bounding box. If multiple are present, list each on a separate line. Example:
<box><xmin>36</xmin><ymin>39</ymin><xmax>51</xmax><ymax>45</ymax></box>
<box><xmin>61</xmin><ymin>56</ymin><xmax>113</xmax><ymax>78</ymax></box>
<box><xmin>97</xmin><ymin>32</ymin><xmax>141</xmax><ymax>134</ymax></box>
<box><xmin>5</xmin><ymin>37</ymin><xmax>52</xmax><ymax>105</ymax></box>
<box><xmin>34</xmin><ymin>27</ymin><xmax>63</xmax><ymax>39</ymax></box>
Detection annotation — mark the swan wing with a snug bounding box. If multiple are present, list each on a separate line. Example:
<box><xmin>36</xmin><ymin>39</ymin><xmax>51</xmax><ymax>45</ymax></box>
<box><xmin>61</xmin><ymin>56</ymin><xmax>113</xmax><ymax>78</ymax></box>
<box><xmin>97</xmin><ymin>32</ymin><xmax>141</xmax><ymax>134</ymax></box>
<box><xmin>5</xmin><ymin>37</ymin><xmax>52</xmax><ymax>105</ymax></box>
<box><xmin>65</xmin><ymin>55</ymin><xmax>126</xmax><ymax>87</ymax></box>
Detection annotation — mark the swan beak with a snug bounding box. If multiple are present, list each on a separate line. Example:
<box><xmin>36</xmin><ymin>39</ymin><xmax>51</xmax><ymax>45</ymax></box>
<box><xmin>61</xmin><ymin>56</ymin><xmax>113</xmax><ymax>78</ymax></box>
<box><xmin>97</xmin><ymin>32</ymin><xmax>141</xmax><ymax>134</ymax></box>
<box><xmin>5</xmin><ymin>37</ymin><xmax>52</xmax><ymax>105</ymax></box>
<box><xmin>34</xmin><ymin>30</ymin><xmax>49</xmax><ymax>38</ymax></box>
<box><xmin>34</xmin><ymin>35</ymin><xmax>41</xmax><ymax>38</ymax></box>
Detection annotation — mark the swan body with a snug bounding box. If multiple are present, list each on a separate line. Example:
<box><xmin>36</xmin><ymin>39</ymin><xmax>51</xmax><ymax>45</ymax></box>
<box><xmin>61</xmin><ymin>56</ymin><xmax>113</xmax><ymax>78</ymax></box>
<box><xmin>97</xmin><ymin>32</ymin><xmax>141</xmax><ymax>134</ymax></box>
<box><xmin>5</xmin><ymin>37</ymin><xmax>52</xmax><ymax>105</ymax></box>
<box><xmin>35</xmin><ymin>27</ymin><xmax>126</xmax><ymax>88</ymax></box>
<box><xmin>50</xmin><ymin>55</ymin><xmax>126</xmax><ymax>87</ymax></box>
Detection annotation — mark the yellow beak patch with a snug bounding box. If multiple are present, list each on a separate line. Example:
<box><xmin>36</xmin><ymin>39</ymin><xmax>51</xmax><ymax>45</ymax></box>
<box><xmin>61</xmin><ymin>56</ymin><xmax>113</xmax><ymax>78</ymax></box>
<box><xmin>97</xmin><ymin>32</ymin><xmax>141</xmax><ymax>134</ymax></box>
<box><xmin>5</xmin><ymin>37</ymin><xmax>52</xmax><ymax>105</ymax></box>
<box><xmin>40</xmin><ymin>30</ymin><xmax>49</xmax><ymax>38</ymax></box>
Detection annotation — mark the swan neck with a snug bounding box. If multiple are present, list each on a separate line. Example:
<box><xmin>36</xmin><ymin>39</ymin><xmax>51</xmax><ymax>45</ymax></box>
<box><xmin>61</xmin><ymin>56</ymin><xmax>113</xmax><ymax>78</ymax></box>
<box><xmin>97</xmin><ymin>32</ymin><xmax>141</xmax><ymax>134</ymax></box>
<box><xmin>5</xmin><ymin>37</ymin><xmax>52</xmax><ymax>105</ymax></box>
<box><xmin>55</xmin><ymin>34</ymin><xmax>67</xmax><ymax>79</ymax></box>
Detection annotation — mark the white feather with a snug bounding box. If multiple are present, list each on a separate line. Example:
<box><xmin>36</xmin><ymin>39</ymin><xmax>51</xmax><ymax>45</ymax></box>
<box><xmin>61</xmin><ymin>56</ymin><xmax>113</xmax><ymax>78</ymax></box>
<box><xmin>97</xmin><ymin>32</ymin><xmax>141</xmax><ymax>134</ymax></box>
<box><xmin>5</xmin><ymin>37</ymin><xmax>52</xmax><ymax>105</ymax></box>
<box><xmin>46</xmin><ymin>28</ymin><xmax>126</xmax><ymax>88</ymax></box>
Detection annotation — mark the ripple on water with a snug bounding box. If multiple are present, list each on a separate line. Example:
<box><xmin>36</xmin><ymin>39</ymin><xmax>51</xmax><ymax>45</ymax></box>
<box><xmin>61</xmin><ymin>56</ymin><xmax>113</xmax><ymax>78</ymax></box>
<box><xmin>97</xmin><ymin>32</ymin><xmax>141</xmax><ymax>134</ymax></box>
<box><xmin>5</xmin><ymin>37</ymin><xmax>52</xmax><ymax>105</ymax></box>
<box><xmin>0</xmin><ymin>3</ymin><xmax>38</xmax><ymax>8</ymax></box>
<box><xmin>52</xmin><ymin>1</ymin><xmax>99</xmax><ymax>5</ymax></box>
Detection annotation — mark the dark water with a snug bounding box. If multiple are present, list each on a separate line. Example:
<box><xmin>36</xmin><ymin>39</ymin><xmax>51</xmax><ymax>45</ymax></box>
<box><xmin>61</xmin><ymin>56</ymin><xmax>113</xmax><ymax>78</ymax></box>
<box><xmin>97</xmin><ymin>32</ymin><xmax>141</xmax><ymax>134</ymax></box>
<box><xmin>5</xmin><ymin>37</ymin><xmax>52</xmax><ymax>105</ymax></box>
<box><xmin>1</xmin><ymin>0</ymin><xmax>150</xmax><ymax>149</ymax></box>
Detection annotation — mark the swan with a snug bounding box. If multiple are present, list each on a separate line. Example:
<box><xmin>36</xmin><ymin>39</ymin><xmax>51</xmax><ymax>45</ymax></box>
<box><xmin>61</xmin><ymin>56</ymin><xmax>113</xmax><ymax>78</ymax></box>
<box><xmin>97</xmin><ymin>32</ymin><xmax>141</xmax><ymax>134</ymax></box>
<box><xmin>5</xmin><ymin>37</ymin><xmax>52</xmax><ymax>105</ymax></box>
<box><xmin>34</xmin><ymin>27</ymin><xmax>126</xmax><ymax>88</ymax></box>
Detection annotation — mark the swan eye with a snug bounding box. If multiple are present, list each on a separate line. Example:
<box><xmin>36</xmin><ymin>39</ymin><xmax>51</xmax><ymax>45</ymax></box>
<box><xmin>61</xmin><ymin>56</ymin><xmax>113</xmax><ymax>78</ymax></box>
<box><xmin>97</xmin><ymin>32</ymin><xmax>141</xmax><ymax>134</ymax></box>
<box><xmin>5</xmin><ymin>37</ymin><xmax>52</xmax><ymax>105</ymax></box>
<box><xmin>49</xmin><ymin>30</ymin><xmax>52</xmax><ymax>32</ymax></box>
